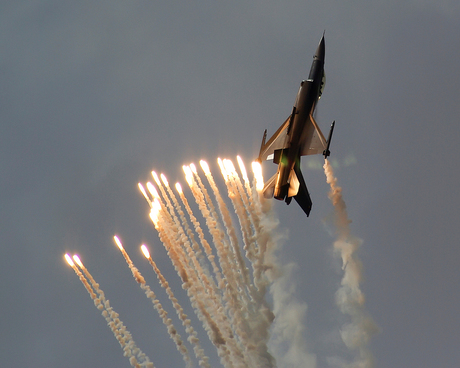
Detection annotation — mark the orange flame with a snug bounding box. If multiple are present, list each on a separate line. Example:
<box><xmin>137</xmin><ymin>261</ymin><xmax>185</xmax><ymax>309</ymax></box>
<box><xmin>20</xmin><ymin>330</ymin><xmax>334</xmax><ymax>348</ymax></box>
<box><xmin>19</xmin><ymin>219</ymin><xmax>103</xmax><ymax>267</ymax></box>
<box><xmin>138</xmin><ymin>183</ymin><xmax>150</xmax><ymax>202</ymax></box>
<box><xmin>237</xmin><ymin>156</ymin><xmax>249</xmax><ymax>182</ymax></box>
<box><xmin>147</xmin><ymin>182</ymin><xmax>160</xmax><ymax>199</ymax></box>
<box><xmin>151</xmin><ymin>171</ymin><xmax>161</xmax><ymax>186</ymax></box>
<box><xmin>160</xmin><ymin>173</ymin><xmax>169</xmax><ymax>187</ymax></box>
<box><xmin>113</xmin><ymin>235</ymin><xmax>124</xmax><ymax>251</ymax></box>
<box><xmin>141</xmin><ymin>244</ymin><xmax>150</xmax><ymax>259</ymax></box>
<box><xmin>64</xmin><ymin>254</ymin><xmax>75</xmax><ymax>267</ymax></box>
<box><xmin>200</xmin><ymin>160</ymin><xmax>210</xmax><ymax>175</ymax></box>
<box><xmin>183</xmin><ymin>165</ymin><xmax>193</xmax><ymax>186</ymax></box>
<box><xmin>217</xmin><ymin>158</ymin><xmax>228</xmax><ymax>181</ymax></box>
<box><xmin>72</xmin><ymin>254</ymin><xmax>83</xmax><ymax>268</ymax></box>
<box><xmin>150</xmin><ymin>199</ymin><xmax>162</xmax><ymax>225</ymax></box>
<box><xmin>251</xmin><ymin>161</ymin><xmax>264</xmax><ymax>191</ymax></box>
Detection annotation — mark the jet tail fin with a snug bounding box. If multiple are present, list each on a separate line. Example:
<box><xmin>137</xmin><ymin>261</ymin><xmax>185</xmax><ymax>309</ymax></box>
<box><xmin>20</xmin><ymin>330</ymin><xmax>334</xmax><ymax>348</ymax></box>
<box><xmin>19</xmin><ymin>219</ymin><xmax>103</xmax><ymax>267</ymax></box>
<box><xmin>257</xmin><ymin>129</ymin><xmax>268</xmax><ymax>162</ymax></box>
<box><xmin>292</xmin><ymin>164</ymin><xmax>312</xmax><ymax>217</ymax></box>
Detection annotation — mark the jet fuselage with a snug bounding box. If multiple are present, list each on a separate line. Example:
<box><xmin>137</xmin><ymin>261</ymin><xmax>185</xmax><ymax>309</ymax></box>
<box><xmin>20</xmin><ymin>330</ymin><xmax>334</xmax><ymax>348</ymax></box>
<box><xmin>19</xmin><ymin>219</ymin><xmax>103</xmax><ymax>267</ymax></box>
<box><xmin>273</xmin><ymin>36</ymin><xmax>325</xmax><ymax>200</ymax></box>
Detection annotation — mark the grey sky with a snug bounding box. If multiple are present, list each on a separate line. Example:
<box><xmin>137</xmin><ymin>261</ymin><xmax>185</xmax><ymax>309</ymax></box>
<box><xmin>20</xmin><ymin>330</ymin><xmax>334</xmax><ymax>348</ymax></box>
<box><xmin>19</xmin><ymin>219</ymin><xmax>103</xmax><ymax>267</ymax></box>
<box><xmin>1</xmin><ymin>1</ymin><xmax>459</xmax><ymax>367</ymax></box>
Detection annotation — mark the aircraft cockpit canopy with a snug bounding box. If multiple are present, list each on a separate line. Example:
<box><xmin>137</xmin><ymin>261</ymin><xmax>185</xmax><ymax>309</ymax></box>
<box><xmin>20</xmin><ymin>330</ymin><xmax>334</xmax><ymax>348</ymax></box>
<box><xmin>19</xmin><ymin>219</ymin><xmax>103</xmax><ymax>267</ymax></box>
<box><xmin>319</xmin><ymin>72</ymin><xmax>326</xmax><ymax>98</ymax></box>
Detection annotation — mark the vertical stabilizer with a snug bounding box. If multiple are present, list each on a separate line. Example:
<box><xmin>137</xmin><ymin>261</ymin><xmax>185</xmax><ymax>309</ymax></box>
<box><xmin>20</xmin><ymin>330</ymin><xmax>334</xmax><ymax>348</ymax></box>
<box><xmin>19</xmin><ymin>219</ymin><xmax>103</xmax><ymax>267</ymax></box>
<box><xmin>293</xmin><ymin>164</ymin><xmax>312</xmax><ymax>216</ymax></box>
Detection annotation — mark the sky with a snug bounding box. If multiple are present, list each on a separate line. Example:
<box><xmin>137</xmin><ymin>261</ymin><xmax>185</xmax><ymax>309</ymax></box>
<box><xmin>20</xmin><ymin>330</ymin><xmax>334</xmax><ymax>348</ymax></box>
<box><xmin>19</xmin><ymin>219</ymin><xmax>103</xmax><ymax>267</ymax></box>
<box><xmin>1</xmin><ymin>1</ymin><xmax>460</xmax><ymax>367</ymax></box>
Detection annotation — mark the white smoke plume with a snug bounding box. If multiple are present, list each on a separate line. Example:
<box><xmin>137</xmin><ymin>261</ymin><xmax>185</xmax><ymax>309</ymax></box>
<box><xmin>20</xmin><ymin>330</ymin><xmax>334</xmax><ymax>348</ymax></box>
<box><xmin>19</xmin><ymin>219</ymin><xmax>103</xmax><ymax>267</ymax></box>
<box><xmin>323</xmin><ymin>159</ymin><xmax>378</xmax><ymax>368</ymax></box>
<box><xmin>64</xmin><ymin>254</ymin><xmax>154</xmax><ymax>368</ymax></box>
<box><xmin>142</xmin><ymin>244</ymin><xmax>211</xmax><ymax>368</ymax></box>
<box><xmin>113</xmin><ymin>236</ymin><xmax>192</xmax><ymax>368</ymax></box>
<box><xmin>269</xmin><ymin>262</ymin><xmax>316</xmax><ymax>368</ymax></box>
<box><xmin>64</xmin><ymin>156</ymin><xmax>376</xmax><ymax>368</ymax></box>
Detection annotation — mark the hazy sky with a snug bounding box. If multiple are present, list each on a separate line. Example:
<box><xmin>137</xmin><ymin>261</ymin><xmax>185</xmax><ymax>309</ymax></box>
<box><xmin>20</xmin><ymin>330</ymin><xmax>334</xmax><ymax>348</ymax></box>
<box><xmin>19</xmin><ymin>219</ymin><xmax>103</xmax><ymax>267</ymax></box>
<box><xmin>1</xmin><ymin>1</ymin><xmax>460</xmax><ymax>367</ymax></box>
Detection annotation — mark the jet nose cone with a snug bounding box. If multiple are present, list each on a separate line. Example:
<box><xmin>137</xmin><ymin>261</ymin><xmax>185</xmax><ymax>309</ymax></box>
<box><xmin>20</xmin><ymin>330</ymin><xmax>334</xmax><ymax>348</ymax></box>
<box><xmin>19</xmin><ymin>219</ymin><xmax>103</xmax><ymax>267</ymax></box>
<box><xmin>314</xmin><ymin>34</ymin><xmax>325</xmax><ymax>61</ymax></box>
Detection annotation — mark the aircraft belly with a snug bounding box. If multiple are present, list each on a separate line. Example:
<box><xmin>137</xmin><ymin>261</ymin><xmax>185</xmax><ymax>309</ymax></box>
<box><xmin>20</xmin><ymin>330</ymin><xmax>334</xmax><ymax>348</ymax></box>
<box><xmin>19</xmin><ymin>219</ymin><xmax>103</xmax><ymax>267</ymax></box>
<box><xmin>256</xmin><ymin>35</ymin><xmax>329</xmax><ymax>217</ymax></box>
<box><xmin>273</xmin><ymin>159</ymin><xmax>292</xmax><ymax>200</ymax></box>
<box><xmin>299</xmin><ymin>124</ymin><xmax>315</xmax><ymax>150</ymax></box>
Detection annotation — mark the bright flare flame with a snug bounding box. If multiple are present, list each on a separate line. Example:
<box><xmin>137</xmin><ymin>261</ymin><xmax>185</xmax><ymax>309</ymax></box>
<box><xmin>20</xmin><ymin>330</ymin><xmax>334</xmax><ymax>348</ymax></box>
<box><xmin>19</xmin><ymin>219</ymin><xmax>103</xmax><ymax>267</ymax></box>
<box><xmin>160</xmin><ymin>173</ymin><xmax>169</xmax><ymax>187</ymax></box>
<box><xmin>150</xmin><ymin>199</ymin><xmax>162</xmax><ymax>225</ymax></box>
<box><xmin>152</xmin><ymin>171</ymin><xmax>161</xmax><ymax>186</ymax></box>
<box><xmin>237</xmin><ymin>156</ymin><xmax>249</xmax><ymax>182</ymax></box>
<box><xmin>190</xmin><ymin>163</ymin><xmax>197</xmax><ymax>174</ymax></box>
<box><xmin>183</xmin><ymin>165</ymin><xmax>193</xmax><ymax>186</ymax></box>
<box><xmin>252</xmin><ymin>161</ymin><xmax>264</xmax><ymax>191</ymax></box>
<box><xmin>223</xmin><ymin>159</ymin><xmax>236</xmax><ymax>177</ymax></box>
<box><xmin>175</xmin><ymin>182</ymin><xmax>183</xmax><ymax>194</ymax></box>
<box><xmin>147</xmin><ymin>182</ymin><xmax>160</xmax><ymax>199</ymax></box>
<box><xmin>114</xmin><ymin>235</ymin><xmax>124</xmax><ymax>251</ymax></box>
<box><xmin>217</xmin><ymin>158</ymin><xmax>228</xmax><ymax>181</ymax></box>
<box><xmin>72</xmin><ymin>254</ymin><xmax>83</xmax><ymax>268</ymax></box>
<box><xmin>64</xmin><ymin>254</ymin><xmax>74</xmax><ymax>267</ymax></box>
<box><xmin>200</xmin><ymin>160</ymin><xmax>210</xmax><ymax>175</ymax></box>
<box><xmin>138</xmin><ymin>183</ymin><xmax>150</xmax><ymax>202</ymax></box>
<box><xmin>141</xmin><ymin>245</ymin><xmax>150</xmax><ymax>259</ymax></box>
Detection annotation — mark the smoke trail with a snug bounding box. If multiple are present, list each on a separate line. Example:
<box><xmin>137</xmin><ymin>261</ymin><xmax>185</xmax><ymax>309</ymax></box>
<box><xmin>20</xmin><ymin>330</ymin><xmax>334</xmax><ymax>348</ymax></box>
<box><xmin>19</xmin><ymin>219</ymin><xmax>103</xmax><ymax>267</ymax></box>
<box><xmin>194</xmin><ymin>162</ymin><xmax>256</xmax><ymax>361</ymax></box>
<box><xmin>217</xmin><ymin>158</ymin><xmax>253</xmax><ymax>294</ymax></box>
<box><xmin>323</xmin><ymin>159</ymin><xmax>378</xmax><ymax>368</ymax></box>
<box><xmin>64</xmin><ymin>254</ymin><xmax>154</xmax><ymax>368</ymax></box>
<box><xmin>176</xmin><ymin>182</ymin><xmax>224</xmax><ymax>290</ymax></box>
<box><xmin>183</xmin><ymin>167</ymin><xmax>246</xmax><ymax>332</ymax></box>
<box><xmin>222</xmin><ymin>159</ymin><xmax>279</xmax><ymax>368</ymax></box>
<box><xmin>66</xmin><ymin>156</ymin><xmax>373</xmax><ymax>368</ymax></box>
<box><xmin>150</xmin><ymin>204</ymin><xmax>237</xmax><ymax>368</ymax></box>
<box><xmin>201</xmin><ymin>161</ymin><xmax>249</xmax><ymax>294</ymax></box>
<box><xmin>141</xmin><ymin>245</ymin><xmax>211</xmax><ymax>368</ymax></box>
<box><xmin>198</xmin><ymin>161</ymin><xmax>256</xmax><ymax>351</ymax></box>
<box><xmin>175</xmin><ymin>182</ymin><xmax>240</xmax><ymax>343</ymax></box>
<box><xmin>113</xmin><ymin>236</ymin><xmax>192</xmax><ymax>368</ymax></box>
<box><xmin>269</xmin><ymin>262</ymin><xmax>316</xmax><ymax>368</ymax></box>
<box><xmin>156</xmin><ymin>180</ymin><xmax>247</xmax><ymax>367</ymax></box>
<box><xmin>246</xmin><ymin>184</ymin><xmax>315</xmax><ymax>368</ymax></box>
<box><xmin>156</xmin><ymin>160</ymin><xmax>277</xmax><ymax>367</ymax></box>
<box><xmin>222</xmin><ymin>159</ymin><xmax>257</xmax><ymax>275</ymax></box>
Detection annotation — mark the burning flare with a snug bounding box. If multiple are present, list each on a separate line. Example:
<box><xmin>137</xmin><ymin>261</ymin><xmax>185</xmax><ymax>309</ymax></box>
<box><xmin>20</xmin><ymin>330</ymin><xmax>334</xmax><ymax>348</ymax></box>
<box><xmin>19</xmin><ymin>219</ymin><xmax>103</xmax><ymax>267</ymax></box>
<box><xmin>199</xmin><ymin>160</ymin><xmax>210</xmax><ymax>176</ymax></box>
<box><xmin>72</xmin><ymin>254</ymin><xmax>83</xmax><ymax>268</ymax></box>
<box><xmin>251</xmin><ymin>161</ymin><xmax>264</xmax><ymax>191</ymax></box>
<box><xmin>160</xmin><ymin>173</ymin><xmax>169</xmax><ymax>187</ymax></box>
<box><xmin>147</xmin><ymin>182</ymin><xmax>160</xmax><ymax>200</ymax></box>
<box><xmin>64</xmin><ymin>253</ymin><xmax>74</xmax><ymax>267</ymax></box>
<box><xmin>141</xmin><ymin>244</ymin><xmax>150</xmax><ymax>259</ymax></box>
<box><xmin>113</xmin><ymin>235</ymin><xmax>124</xmax><ymax>251</ymax></box>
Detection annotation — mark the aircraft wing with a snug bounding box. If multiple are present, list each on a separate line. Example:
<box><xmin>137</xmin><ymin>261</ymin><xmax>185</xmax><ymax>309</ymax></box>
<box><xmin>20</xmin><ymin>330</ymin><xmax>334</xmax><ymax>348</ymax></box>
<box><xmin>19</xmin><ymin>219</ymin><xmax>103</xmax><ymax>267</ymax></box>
<box><xmin>300</xmin><ymin>114</ymin><xmax>328</xmax><ymax>156</ymax></box>
<box><xmin>258</xmin><ymin>115</ymin><xmax>291</xmax><ymax>162</ymax></box>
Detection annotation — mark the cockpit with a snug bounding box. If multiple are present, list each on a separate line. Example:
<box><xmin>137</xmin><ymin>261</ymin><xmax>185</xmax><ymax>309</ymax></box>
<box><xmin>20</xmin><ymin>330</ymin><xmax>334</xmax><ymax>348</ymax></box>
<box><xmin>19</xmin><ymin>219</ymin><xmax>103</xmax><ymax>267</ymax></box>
<box><xmin>318</xmin><ymin>72</ymin><xmax>326</xmax><ymax>98</ymax></box>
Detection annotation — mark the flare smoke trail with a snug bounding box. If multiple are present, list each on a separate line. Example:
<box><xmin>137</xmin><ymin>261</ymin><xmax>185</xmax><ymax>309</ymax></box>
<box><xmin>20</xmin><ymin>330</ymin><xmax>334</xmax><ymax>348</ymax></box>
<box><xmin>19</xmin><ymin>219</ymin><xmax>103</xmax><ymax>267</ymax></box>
<box><xmin>64</xmin><ymin>157</ymin><xmax>314</xmax><ymax>367</ymax></box>
<box><xmin>65</xmin><ymin>156</ymin><xmax>373</xmax><ymax>368</ymax></box>
<box><xmin>113</xmin><ymin>236</ymin><xmax>192</xmax><ymax>368</ymax></box>
<box><xmin>141</xmin><ymin>244</ymin><xmax>211</xmax><ymax>368</ymax></box>
<box><xmin>323</xmin><ymin>159</ymin><xmax>378</xmax><ymax>368</ymax></box>
<box><xmin>64</xmin><ymin>254</ymin><xmax>154</xmax><ymax>368</ymax></box>
<box><xmin>148</xmin><ymin>159</ymin><xmax>280</xmax><ymax>368</ymax></box>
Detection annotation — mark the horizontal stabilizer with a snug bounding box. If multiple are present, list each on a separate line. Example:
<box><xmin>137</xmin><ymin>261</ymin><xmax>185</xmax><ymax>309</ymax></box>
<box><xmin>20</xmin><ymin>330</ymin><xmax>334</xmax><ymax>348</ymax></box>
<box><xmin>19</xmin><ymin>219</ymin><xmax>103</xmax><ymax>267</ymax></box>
<box><xmin>258</xmin><ymin>115</ymin><xmax>291</xmax><ymax>162</ymax></box>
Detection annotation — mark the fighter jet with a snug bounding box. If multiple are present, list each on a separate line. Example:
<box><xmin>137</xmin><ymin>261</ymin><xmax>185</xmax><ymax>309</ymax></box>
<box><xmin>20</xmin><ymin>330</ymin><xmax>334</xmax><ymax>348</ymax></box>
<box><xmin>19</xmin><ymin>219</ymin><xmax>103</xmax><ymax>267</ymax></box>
<box><xmin>257</xmin><ymin>34</ymin><xmax>335</xmax><ymax>217</ymax></box>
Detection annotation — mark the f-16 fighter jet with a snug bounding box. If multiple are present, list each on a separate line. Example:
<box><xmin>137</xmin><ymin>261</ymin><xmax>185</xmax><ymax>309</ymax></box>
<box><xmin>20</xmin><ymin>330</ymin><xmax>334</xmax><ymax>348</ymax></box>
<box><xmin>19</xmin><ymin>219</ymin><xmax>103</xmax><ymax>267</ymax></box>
<box><xmin>257</xmin><ymin>35</ymin><xmax>335</xmax><ymax>217</ymax></box>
